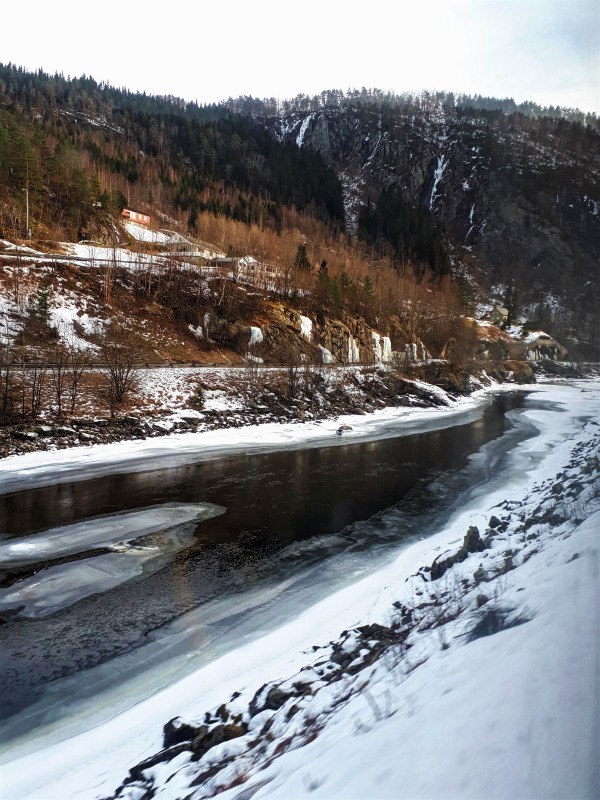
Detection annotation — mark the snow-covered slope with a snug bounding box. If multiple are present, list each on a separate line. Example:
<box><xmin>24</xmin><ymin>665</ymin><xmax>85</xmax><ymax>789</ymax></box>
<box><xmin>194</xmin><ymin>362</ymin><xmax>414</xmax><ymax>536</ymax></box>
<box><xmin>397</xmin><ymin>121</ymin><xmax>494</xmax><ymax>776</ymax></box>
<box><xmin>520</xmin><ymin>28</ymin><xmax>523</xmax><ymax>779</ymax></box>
<box><xmin>103</xmin><ymin>382</ymin><xmax>600</xmax><ymax>800</ymax></box>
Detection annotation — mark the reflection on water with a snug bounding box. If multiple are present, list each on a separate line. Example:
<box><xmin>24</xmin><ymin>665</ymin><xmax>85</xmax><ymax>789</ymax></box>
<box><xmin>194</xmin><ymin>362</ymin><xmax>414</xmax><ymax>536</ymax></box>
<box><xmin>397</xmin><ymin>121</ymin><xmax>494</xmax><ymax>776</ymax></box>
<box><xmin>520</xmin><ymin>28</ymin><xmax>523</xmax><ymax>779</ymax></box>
<box><xmin>0</xmin><ymin>393</ymin><xmax>528</xmax><ymax>736</ymax></box>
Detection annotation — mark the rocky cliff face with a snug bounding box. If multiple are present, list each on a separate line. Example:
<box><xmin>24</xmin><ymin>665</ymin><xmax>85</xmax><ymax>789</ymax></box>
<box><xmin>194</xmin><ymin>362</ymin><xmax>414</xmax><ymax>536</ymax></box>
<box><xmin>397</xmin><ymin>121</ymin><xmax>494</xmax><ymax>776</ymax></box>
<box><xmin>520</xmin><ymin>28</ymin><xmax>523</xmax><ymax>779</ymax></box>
<box><xmin>264</xmin><ymin>101</ymin><xmax>600</xmax><ymax>352</ymax></box>
<box><xmin>241</xmin><ymin>302</ymin><xmax>426</xmax><ymax>366</ymax></box>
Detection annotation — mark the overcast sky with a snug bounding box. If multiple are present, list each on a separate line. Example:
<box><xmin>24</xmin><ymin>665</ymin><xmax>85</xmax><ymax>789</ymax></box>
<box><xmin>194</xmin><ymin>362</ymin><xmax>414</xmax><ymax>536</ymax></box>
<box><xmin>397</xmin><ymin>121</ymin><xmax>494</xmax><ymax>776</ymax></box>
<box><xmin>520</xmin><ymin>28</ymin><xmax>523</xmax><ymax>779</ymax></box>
<box><xmin>3</xmin><ymin>0</ymin><xmax>599</xmax><ymax>112</ymax></box>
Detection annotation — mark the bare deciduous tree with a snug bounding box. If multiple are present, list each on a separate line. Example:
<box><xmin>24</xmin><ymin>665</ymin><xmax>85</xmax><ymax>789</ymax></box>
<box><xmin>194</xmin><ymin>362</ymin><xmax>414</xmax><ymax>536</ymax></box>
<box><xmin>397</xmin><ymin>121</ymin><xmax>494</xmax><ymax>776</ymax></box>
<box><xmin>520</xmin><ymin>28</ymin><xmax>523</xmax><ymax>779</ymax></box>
<box><xmin>301</xmin><ymin>353</ymin><xmax>325</xmax><ymax>400</ymax></box>
<box><xmin>14</xmin><ymin>350</ymin><xmax>47</xmax><ymax>421</ymax></box>
<box><xmin>66</xmin><ymin>344</ymin><xmax>86</xmax><ymax>415</ymax></box>
<box><xmin>281</xmin><ymin>339</ymin><xmax>302</xmax><ymax>400</ymax></box>
<box><xmin>27</xmin><ymin>362</ymin><xmax>47</xmax><ymax>420</ymax></box>
<box><xmin>50</xmin><ymin>343</ymin><xmax>69</xmax><ymax>418</ymax></box>
<box><xmin>100</xmin><ymin>328</ymin><xmax>142</xmax><ymax>416</ymax></box>
<box><xmin>50</xmin><ymin>339</ymin><xmax>87</xmax><ymax>417</ymax></box>
<box><xmin>0</xmin><ymin>340</ymin><xmax>17</xmax><ymax>422</ymax></box>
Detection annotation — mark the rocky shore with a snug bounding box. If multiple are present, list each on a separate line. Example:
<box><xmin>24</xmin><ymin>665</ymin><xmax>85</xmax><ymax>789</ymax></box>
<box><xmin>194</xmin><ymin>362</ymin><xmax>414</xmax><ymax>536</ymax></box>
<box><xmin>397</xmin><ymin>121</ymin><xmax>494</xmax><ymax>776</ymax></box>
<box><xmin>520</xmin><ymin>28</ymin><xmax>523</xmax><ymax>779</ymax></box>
<box><xmin>3</xmin><ymin>358</ymin><xmax>594</xmax><ymax>463</ymax></box>
<box><xmin>0</xmin><ymin>367</ymin><xmax>474</xmax><ymax>460</ymax></box>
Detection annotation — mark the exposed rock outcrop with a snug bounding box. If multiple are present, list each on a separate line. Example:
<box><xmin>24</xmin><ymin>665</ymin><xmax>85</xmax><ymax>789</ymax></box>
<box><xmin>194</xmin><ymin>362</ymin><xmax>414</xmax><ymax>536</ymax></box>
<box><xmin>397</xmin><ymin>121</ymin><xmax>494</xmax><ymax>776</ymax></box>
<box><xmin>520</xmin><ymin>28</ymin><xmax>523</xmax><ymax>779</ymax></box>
<box><xmin>430</xmin><ymin>525</ymin><xmax>486</xmax><ymax>580</ymax></box>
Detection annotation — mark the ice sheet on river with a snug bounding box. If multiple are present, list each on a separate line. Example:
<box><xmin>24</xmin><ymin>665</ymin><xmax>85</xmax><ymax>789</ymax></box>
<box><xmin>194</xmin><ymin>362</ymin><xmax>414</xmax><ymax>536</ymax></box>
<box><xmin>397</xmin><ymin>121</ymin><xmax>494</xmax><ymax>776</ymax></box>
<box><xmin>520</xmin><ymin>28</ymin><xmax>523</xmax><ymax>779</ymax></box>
<box><xmin>0</xmin><ymin>552</ymin><xmax>159</xmax><ymax>619</ymax></box>
<box><xmin>0</xmin><ymin>503</ymin><xmax>225</xmax><ymax>618</ymax></box>
<box><xmin>0</xmin><ymin>502</ymin><xmax>225</xmax><ymax>564</ymax></box>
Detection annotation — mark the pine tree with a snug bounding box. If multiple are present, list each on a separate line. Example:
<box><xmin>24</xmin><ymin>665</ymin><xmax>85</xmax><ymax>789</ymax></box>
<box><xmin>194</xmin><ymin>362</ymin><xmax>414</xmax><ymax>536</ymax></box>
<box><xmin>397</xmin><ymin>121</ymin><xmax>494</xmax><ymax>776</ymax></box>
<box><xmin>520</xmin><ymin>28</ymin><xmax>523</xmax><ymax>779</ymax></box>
<box><xmin>294</xmin><ymin>243</ymin><xmax>311</xmax><ymax>270</ymax></box>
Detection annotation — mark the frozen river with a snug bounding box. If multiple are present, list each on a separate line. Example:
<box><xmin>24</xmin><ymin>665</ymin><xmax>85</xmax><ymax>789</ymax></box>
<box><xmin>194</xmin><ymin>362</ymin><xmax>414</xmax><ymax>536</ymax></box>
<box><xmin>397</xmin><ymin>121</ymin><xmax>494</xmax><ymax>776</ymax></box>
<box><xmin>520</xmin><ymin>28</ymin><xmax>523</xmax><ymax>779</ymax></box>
<box><xmin>0</xmin><ymin>392</ymin><xmax>530</xmax><ymax>754</ymax></box>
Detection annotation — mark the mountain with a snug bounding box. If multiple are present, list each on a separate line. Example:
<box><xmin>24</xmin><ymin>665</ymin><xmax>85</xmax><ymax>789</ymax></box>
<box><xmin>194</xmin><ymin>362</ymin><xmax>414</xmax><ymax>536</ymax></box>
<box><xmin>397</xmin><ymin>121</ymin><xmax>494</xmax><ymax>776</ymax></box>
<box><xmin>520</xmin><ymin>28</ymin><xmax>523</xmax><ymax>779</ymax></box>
<box><xmin>1</xmin><ymin>66</ymin><xmax>599</xmax><ymax>356</ymax></box>
<box><xmin>242</xmin><ymin>91</ymin><xmax>600</xmax><ymax>354</ymax></box>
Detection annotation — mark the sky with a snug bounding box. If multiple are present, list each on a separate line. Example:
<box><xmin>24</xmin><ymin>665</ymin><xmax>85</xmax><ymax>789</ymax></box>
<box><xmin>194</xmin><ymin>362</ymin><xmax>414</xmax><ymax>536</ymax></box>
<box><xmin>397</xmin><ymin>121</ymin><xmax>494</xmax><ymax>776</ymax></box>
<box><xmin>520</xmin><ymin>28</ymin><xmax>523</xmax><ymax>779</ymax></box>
<box><xmin>3</xmin><ymin>0</ymin><xmax>599</xmax><ymax>112</ymax></box>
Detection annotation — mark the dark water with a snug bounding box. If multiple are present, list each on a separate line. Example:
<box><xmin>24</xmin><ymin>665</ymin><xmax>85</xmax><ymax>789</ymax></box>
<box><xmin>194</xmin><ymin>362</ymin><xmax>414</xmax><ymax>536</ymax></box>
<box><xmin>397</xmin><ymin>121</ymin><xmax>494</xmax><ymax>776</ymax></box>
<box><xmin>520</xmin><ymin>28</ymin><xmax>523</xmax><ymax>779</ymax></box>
<box><xmin>0</xmin><ymin>393</ymin><xmax>528</xmax><ymax>736</ymax></box>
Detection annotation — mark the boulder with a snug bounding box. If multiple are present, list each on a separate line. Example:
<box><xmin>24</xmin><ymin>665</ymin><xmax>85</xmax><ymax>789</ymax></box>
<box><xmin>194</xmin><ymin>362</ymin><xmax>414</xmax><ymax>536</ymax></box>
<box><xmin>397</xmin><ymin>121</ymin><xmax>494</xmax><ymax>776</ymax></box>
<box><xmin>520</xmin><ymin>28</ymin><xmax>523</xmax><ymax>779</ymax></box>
<box><xmin>163</xmin><ymin>716</ymin><xmax>202</xmax><ymax>748</ymax></box>
<box><xmin>191</xmin><ymin>722</ymin><xmax>248</xmax><ymax>761</ymax></box>
<box><xmin>464</xmin><ymin>525</ymin><xmax>484</xmax><ymax>553</ymax></box>
<box><xmin>430</xmin><ymin>526</ymin><xmax>484</xmax><ymax>580</ymax></box>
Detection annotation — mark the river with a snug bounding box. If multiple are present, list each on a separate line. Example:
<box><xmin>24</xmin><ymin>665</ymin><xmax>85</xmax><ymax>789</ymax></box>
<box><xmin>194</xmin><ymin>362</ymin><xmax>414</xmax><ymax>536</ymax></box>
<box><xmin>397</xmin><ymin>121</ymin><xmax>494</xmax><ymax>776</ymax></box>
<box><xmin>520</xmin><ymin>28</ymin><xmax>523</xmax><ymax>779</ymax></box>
<box><xmin>0</xmin><ymin>392</ymin><xmax>531</xmax><ymax>752</ymax></box>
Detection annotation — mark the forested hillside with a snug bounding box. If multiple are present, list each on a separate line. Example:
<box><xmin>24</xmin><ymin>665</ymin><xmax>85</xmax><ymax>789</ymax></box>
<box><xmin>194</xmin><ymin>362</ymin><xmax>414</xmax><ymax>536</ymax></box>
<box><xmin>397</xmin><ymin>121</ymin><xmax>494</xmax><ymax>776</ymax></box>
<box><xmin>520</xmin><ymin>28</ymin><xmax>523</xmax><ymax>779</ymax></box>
<box><xmin>0</xmin><ymin>64</ymin><xmax>343</xmax><ymax>243</ymax></box>
<box><xmin>1</xmin><ymin>65</ymin><xmax>599</xmax><ymax>357</ymax></box>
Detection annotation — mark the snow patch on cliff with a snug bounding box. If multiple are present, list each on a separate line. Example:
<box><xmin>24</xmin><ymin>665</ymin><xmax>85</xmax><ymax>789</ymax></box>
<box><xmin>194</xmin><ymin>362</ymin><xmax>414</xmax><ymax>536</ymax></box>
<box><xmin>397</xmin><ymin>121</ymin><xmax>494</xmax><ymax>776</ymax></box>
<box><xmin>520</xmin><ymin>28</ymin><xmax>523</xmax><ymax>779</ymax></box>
<box><xmin>300</xmin><ymin>315</ymin><xmax>312</xmax><ymax>340</ymax></box>
<box><xmin>429</xmin><ymin>155</ymin><xmax>447</xmax><ymax>210</ymax></box>
<box><xmin>249</xmin><ymin>326</ymin><xmax>263</xmax><ymax>347</ymax></box>
<box><xmin>296</xmin><ymin>115</ymin><xmax>313</xmax><ymax>147</ymax></box>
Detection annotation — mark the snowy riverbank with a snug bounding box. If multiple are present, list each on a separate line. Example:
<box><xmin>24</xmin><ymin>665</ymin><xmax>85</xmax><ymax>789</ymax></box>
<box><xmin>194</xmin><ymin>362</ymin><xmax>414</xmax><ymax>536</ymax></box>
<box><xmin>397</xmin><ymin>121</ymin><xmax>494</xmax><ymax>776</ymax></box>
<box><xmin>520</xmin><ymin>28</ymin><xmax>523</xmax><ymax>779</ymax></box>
<box><xmin>0</xmin><ymin>381</ymin><xmax>598</xmax><ymax>800</ymax></box>
<box><xmin>0</xmin><ymin>365</ymin><xmax>477</xmax><ymax>461</ymax></box>
<box><xmin>0</xmin><ymin>379</ymin><xmax>498</xmax><ymax>495</ymax></box>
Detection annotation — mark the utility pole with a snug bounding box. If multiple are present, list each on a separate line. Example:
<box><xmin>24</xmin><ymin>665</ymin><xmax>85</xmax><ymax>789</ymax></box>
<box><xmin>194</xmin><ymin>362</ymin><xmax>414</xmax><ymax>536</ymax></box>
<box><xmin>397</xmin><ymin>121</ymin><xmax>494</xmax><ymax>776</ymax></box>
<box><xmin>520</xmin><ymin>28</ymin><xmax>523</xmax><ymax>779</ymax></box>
<box><xmin>25</xmin><ymin>183</ymin><xmax>30</xmax><ymax>239</ymax></box>
<box><xmin>24</xmin><ymin>160</ymin><xmax>31</xmax><ymax>239</ymax></box>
